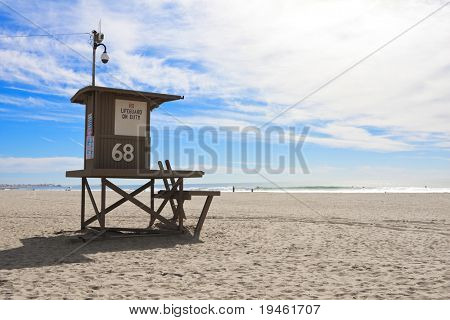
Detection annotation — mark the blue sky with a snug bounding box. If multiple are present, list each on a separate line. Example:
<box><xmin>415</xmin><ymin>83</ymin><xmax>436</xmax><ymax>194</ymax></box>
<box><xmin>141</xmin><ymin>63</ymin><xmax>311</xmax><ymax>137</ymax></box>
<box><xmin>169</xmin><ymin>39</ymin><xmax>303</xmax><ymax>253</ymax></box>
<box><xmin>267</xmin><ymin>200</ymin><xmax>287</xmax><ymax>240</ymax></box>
<box><xmin>0</xmin><ymin>0</ymin><xmax>450</xmax><ymax>186</ymax></box>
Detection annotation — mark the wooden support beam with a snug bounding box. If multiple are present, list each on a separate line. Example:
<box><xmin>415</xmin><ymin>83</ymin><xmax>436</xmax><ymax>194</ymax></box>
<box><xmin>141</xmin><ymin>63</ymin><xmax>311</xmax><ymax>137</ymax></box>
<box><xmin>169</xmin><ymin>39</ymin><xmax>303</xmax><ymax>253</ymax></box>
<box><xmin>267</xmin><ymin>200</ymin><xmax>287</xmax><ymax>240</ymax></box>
<box><xmin>156</xmin><ymin>190</ymin><xmax>220</xmax><ymax>198</ymax></box>
<box><xmin>166</xmin><ymin>160</ymin><xmax>186</xmax><ymax>220</ymax></box>
<box><xmin>84</xmin><ymin>180</ymin><xmax>152</xmax><ymax>226</ymax></box>
<box><xmin>194</xmin><ymin>195</ymin><xmax>214</xmax><ymax>239</ymax></box>
<box><xmin>178</xmin><ymin>178</ymin><xmax>184</xmax><ymax>231</ymax></box>
<box><xmin>85</xmin><ymin>178</ymin><xmax>101</xmax><ymax>226</ymax></box>
<box><xmin>149</xmin><ymin>179</ymin><xmax>156</xmax><ymax>227</ymax></box>
<box><xmin>104</xmin><ymin>179</ymin><xmax>173</xmax><ymax>226</ymax></box>
<box><xmin>154</xmin><ymin>178</ymin><xmax>183</xmax><ymax>215</ymax></box>
<box><xmin>150</xmin><ymin>179</ymin><xmax>155</xmax><ymax>211</ymax></box>
<box><xmin>81</xmin><ymin>177</ymin><xmax>86</xmax><ymax>229</ymax></box>
<box><xmin>101</xmin><ymin>178</ymin><xmax>106</xmax><ymax>229</ymax></box>
<box><xmin>90</xmin><ymin>226</ymin><xmax>162</xmax><ymax>233</ymax></box>
<box><xmin>88</xmin><ymin>227</ymin><xmax>180</xmax><ymax>238</ymax></box>
<box><xmin>155</xmin><ymin>192</ymin><xmax>191</xmax><ymax>200</ymax></box>
<box><xmin>165</xmin><ymin>160</ymin><xmax>177</xmax><ymax>188</ymax></box>
<box><xmin>158</xmin><ymin>161</ymin><xmax>178</xmax><ymax>219</ymax></box>
<box><xmin>75</xmin><ymin>173</ymin><xmax>219</xmax><ymax>240</ymax></box>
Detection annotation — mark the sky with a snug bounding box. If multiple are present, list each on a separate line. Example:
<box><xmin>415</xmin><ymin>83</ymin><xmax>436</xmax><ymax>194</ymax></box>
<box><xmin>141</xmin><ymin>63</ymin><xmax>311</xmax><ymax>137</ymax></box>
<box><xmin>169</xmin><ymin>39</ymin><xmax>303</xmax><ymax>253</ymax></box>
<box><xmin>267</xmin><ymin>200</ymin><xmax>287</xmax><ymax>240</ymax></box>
<box><xmin>0</xmin><ymin>0</ymin><xmax>449</xmax><ymax>187</ymax></box>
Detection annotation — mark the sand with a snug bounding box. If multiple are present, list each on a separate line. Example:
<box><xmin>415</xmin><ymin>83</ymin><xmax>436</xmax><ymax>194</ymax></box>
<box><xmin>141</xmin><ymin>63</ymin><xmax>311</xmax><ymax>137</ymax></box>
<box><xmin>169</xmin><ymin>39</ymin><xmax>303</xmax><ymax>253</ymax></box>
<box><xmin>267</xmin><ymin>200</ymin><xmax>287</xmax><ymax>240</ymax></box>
<box><xmin>0</xmin><ymin>190</ymin><xmax>448</xmax><ymax>299</ymax></box>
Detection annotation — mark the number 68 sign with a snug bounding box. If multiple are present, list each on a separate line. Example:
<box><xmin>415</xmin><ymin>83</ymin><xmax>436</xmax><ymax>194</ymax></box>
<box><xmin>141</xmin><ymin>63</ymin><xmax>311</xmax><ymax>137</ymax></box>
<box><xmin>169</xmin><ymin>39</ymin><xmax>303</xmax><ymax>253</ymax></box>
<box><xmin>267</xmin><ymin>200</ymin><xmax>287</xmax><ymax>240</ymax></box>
<box><xmin>112</xmin><ymin>143</ymin><xmax>134</xmax><ymax>162</ymax></box>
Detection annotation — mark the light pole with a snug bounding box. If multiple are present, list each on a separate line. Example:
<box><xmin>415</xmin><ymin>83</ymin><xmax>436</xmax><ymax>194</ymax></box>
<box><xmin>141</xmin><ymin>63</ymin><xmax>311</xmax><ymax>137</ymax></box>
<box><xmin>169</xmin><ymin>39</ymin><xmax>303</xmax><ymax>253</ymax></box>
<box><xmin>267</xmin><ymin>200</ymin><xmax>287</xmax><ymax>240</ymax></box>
<box><xmin>91</xmin><ymin>30</ymin><xmax>109</xmax><ymax>86</ymax></box>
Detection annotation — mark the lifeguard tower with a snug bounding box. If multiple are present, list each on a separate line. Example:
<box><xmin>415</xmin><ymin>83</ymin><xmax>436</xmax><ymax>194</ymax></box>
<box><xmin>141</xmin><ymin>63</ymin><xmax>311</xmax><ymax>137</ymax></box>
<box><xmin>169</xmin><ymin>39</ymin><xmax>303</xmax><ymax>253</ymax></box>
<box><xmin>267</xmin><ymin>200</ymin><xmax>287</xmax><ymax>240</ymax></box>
<box><xmin>66</xmin><ymin>29</ymin><xmax>219</xmax><ymax>239</ymax></box>
<box><xmin>66</xmin><ymin>86</ymin><xmax>220</xmax><ymax>239</ymax></box>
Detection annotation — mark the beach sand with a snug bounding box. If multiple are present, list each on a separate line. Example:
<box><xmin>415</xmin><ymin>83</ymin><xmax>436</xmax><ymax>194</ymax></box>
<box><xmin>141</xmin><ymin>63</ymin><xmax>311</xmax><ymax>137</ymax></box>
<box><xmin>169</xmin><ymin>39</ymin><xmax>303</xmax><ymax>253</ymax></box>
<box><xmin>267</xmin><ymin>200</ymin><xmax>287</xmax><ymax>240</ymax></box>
<box><xmin>0</xmin><ymin>190</ymin><xmax>448</xmax><ymax>299</ymax></box>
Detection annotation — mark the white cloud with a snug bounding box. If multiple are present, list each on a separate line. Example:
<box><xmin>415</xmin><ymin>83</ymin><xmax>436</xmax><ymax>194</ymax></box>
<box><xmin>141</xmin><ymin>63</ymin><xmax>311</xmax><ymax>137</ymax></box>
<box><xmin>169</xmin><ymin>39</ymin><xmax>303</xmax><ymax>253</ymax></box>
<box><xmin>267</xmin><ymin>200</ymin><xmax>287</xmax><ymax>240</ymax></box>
<box><xmin>310</xmin><ymin>124</ymin><xmax>413</xmax><ymax>152</ymax></box>
<box><xmin>1</xmin><ymin>0</ymin><xmax>450</xmax><ymax>152</ymax></box>
<box><xmin>0</xmin><ymin>94</ymin><xmax>84</xmax><ymax>122</ymax></box>
<box><xmin>0</xmin><ymin>157</ymin><xmax>83</xmax><ymax>173</ymax></box>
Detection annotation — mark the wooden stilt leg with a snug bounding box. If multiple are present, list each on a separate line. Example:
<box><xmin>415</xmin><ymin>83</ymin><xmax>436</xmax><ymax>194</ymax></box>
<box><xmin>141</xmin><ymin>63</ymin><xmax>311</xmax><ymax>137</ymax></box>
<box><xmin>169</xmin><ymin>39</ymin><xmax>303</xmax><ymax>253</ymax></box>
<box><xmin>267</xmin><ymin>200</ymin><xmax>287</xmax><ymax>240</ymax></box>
<box><xmin>101</xmin><ymin>178</ymin><xmax>106</xmax><ymax>229</ymax></box>
<box><xmin>150</xmin><ymin>179</ymin><xmax>155</xmax><ymax>211</ymax></box>
<box><xmin>81</xmin><ymin>177</ymin><xmax>86</xmax><ymax>230</ymax></box>
<box><xmin>194</xmin><ymin>195</ymin><xmax>213</xmax><ymax>239</ymax></box>
<box><xmin>148</xmin><ymin>179</ymin><xmax>156</xmax><ymax>227</ymax></box>
<box><xmin>178</xmin><ymin>178</ymin><xmax>184</xmax><ymax>231</ymax></box>
<box><xmin>85</xmin><ymin>179</ymin><xmax>101</xmax><ymax>226</ymax></box>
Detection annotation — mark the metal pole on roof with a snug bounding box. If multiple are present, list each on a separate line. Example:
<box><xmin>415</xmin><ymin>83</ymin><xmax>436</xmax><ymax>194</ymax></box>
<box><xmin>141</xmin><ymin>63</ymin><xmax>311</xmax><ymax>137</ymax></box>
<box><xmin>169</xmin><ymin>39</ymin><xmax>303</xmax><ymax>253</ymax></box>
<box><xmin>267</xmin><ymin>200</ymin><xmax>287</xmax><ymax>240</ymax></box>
<box><xmin>91</xmin><ymin>29</ymin><xmax>109</xmax><ymax>86</ymax></box>
<box><xmin>92</xmin><ymin>33</ymin><xmax>96</xmax><ymax>86</ymax></box>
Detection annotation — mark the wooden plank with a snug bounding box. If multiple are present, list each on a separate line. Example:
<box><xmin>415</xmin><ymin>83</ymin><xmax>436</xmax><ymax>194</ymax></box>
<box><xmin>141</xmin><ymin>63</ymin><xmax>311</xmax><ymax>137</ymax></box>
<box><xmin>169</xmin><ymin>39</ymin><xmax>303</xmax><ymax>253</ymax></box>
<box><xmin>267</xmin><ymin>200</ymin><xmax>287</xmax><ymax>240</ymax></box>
<box><xmin>104</xmin><ymin>179</ymin><xmax>172</xmax><ymax>226</ymax></box>
<box><xmin>88</xmin><ymin>227</ymin><xmax>180</xmax><ymax>238</ymax></box>
<box><xmin>154</xmin><ymin>192</ymin><xmax>191</xmax><ymax>200</ymax></box>
<box><xmin>90</xmin><ymin>226</ymin><xmax>162</xmax><ymax>233</ymax></box>
<box><xmin>157</xmin><ymin>190</ymin><xmax>220</xmax><ymax>197</ymax></box>
<box><xmin>66</xmin><ymin>169</ymin><xmax>204</xmax><ymax>179</ymax></box>
<box><xmin>187</xmin><ymin>191</ymin><xmax>221</xmax><ymax>196</ymax></box>
<box><xmin>84</xmin><ymin>180</ymin><xmax>152</xmax><ymax>226</ymax></box>
<box><xmin>194</xmin><ymin>195</ymin><xmax>214</xmax><ymax>239</ymax></box>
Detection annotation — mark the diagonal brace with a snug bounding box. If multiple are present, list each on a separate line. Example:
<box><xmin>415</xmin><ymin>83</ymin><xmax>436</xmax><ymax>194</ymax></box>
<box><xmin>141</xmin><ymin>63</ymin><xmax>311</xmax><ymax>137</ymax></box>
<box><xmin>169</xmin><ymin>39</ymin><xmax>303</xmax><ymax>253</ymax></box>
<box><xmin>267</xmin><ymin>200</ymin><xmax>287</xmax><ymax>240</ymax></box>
<box><xmin>85</xmin><ymin>178</ymin><xmax>101</xmax><ymax>226</ymax></box>
<box><xmin>104</xmin><ymin>179</ymin><xmax>172</xmax><ymax>226</ymax></box>
<box><xmin>83</xmin><ymin>180</ymin><xmax>153</xmax><ymax>227</ymax></box>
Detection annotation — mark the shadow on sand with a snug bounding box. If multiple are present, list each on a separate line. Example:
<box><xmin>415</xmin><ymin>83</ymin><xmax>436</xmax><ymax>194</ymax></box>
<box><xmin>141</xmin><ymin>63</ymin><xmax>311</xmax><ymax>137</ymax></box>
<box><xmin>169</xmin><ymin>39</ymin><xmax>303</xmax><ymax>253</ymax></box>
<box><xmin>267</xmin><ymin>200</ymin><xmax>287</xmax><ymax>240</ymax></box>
<box><xmin>0</xmin><ymin>231</ymin><xmax>201</xmax><ymax>270</ymax></box>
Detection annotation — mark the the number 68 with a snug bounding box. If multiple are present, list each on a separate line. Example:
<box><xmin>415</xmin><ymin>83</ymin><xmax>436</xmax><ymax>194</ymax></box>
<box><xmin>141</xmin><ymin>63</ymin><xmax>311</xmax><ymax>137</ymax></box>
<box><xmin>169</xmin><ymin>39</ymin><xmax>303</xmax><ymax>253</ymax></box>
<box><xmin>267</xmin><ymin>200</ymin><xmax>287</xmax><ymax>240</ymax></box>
<box><xmin>112</xmin><ymin>143</ymin><xmax>134</xmax><ymax>162</ymax></box>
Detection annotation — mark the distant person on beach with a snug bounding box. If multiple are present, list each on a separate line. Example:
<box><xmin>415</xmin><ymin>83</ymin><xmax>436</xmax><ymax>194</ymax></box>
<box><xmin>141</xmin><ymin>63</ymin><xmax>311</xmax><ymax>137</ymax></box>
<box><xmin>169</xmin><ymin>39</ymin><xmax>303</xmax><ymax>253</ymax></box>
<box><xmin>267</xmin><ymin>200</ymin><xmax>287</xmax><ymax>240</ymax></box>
<box><xmin>232</xmin><ymin>186</ymin><xmax>235</xmax><ymax>192</ymax></box>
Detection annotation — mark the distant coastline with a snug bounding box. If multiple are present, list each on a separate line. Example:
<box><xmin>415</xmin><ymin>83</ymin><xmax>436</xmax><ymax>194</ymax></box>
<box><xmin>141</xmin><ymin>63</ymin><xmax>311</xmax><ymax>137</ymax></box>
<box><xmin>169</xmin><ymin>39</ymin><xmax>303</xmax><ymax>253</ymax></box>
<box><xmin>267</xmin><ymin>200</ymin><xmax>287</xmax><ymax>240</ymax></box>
<box><xmin>0</xmin><ymin>184</ymin><xmax>63</xmax><ymax>190</ymax></box>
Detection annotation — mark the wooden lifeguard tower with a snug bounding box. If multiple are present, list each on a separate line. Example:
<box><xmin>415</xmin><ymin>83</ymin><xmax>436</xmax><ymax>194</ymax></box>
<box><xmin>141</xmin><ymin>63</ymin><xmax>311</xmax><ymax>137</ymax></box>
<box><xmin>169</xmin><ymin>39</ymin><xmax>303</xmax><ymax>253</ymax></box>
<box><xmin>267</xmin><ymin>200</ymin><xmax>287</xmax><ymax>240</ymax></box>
<box><xmin>66</xmin><ymin>85</ymin><xmax>220</xmax><ymax>239</ymax></box>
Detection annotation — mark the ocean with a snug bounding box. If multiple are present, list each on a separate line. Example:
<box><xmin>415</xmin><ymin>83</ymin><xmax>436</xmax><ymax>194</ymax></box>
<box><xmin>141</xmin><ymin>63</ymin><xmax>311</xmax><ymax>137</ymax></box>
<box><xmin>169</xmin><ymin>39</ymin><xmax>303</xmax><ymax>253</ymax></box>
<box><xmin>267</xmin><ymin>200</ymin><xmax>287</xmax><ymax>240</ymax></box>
<box><xmin>2</xmin><ymin>184</ymin><xmax>450</xmax><ymax>193</ymax></box>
